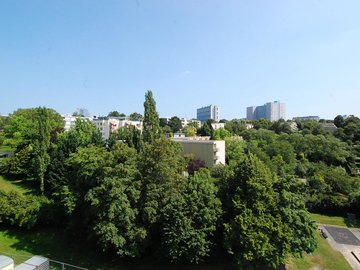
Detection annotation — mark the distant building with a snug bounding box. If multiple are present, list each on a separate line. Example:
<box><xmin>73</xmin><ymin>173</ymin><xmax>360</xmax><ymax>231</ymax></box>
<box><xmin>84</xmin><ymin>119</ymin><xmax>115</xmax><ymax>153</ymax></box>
<box><xmin>92</xmin><ymin>117</ymin><xmax>143</xmax><ymax>140</ymax></box>
<box><xmin>292</xmin><ymin>116</ymin><xmax>320</xmax><ymax>122</ymax></box>
<box><xmin>321</xmin><ymin>123</ymin><xmax>338</xmax><ymax>132</ymax></box>
<box><xmin>246</xmin><ymin>101</ymin><xmax>285</xmax><ymax>121</ymax></box>
<box><xmin>172</xmin><ymin>137</ymin><xmax>225</xmax><ymax>167</ymax></box>
<box><xmin>76</xmin><ymin>108</ymin><xmax>91</xmax><ymax>117</ymax></box>
<box><xmin>62</xmin><ymin>114</ymin><xmax>92</xmax><ymax>131</ymax></box>
<box><xmin>211</xmin><ymin>123</ymin><xmax>225</xmax><ymax>130</ymax></box>
<box><xmin>289</xmin><ymin>122</ymin><xmax>299</xmax><ymax>131</ymax></box>
<box><xmin>197</xmin><ymin>105</ymin><xmax>220</xmax><ymax>122</ymax></box>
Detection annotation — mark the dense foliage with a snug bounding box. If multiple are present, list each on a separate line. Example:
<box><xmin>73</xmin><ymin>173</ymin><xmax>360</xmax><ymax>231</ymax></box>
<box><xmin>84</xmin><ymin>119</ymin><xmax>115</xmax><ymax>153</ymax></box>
<box><xmin>1</xmin><ymin>98</ymin><xmax>359</xmax><ymax>268</ymax></box>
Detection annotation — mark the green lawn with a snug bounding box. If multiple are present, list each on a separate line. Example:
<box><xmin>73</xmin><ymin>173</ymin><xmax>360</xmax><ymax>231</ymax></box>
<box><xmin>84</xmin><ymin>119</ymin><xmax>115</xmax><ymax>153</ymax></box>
<box><xmin>0</xmin><ymin>175</ymin><xmax>33</xmax><ymax>194</ymax></box>
<box><xmin>287</xmin><ymin>233</ymin><xmax>352</xmax><ymax>270</ymax></box>
<box><xmin>311</xmin><ymin>213</ymin><xmax>360</xmax><ymax>228</ymax></box>
<box><xmin>0</xmin><ymin>145</ymin><xmax>14</xmax><ymax>152</ymax></box>
<box><xmin>0</xmin><ymin>227</ymin><xmax>104</xmax><ymax>268</ymax></box>
<box><xmin>0</xmin><ymin>227</ymin><xmax>230</xmax><ymax>270</ymax></box>
<box><xmin>286</xmin><ymin>212</ymin><xmax>360</xmax><ymax>270</ymax></box>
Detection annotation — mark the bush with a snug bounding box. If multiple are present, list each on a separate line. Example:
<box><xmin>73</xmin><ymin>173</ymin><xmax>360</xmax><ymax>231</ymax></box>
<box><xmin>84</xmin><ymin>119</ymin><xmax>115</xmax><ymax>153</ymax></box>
<box><xmin>0</xmin><ymin>190</ymin><xmax>41</xmax><ymax>228</ymax></box>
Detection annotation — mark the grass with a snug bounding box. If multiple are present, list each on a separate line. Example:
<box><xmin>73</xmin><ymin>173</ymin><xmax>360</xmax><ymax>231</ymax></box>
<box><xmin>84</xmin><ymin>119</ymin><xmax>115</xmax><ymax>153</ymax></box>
<box><xmin>0</xmin><ymin>175</ymin><xmax>33</xmax><ymax>194</ymax></box>
<box><xmin>287</xmin><ymin>233</ymin><xmax>352</xmax><ymax>270</ymax></box>
<box><xmin>0</xmin><ymin>227</ymin><xmax>104</xmax><ymax>268</ymax></box>
<box><xmin>311</xmin><ymin>213</ymin><xmax>360</xmax><ymax>228</ymax></box>
<box><xmin>0</xmin><ymin>227</ymin><xmax>231</xmax><ymax>270</ymax></box>
<box><xmin>0</xmin><ymin>145</ymin><xmax>14</xmax><ymax>152</ymax></box>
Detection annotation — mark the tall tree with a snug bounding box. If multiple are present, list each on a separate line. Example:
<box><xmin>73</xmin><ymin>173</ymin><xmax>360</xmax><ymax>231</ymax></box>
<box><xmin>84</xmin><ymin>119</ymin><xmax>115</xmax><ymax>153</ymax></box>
<box><xmin>32</xmin><ymin>107</ymin><xmax>51</xmax><ymax>194</ymax></box>
<box><xmin>138</xmin><ymin>137</ymin><xmax>185</xmax><ymax>249</ymax></box>
<box><xmin>85</xmin><ymin>143</ymin><xmax>146</xmax><ymax>257</ymax></box>
<box><xmin>161</xmin><ymin>169</ymin><xmax>221</xmax><ymax>263</ymax></box>
<box><xmin>143</xmin><ymin>90</ymin><xmax>161</xmax><ymax>144</ymax></box>
<box><xmin>222</xmin><ymin>154</ymin><xmax>316</xmax><ymax>268</ymax></box>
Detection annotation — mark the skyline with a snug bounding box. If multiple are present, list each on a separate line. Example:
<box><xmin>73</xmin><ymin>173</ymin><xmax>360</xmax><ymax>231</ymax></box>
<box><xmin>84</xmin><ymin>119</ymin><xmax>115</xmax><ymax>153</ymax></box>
<box><xmin>1</xmin><ymin>1</ymin><xmax>360</xmax><ymax>119</ymax></box>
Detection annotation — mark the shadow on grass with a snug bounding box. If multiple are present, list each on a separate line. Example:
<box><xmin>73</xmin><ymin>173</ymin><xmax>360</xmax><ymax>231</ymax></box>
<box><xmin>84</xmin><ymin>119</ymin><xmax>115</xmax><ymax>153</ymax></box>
<box><xmin>344</xmin><ymin>218</ymin><xmax>360</xmax><ymax>228</ymax></box>
<box><xmin>0</xmin><ymin>174</ymin><xmax>38</xmax><ymax>195</ymax></box>
<box><xmin>1</xmin><ymin>227</ymin><xmax>236</xmax><ymax>270</ymax></box>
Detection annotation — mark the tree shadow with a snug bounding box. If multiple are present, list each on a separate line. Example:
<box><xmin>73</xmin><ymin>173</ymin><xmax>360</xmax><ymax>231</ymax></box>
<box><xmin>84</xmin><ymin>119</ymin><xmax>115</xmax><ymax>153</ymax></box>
<box><xmin>1</xmin><ymin>227</ymin><xmax>237</xmax><ymax>270</ymax></box>
<box><xmin>344</xmin><ymin>217</ymin><xmax>360</xmax><ymax>228</ymax></box>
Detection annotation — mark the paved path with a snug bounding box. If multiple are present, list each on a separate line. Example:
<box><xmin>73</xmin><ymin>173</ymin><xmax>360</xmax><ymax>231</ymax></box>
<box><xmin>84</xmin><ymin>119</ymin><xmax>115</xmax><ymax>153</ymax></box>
<box><xmin>320</xmin><ymin>224</ymin><xmax>360</xmax><ymax>270</ymax></box>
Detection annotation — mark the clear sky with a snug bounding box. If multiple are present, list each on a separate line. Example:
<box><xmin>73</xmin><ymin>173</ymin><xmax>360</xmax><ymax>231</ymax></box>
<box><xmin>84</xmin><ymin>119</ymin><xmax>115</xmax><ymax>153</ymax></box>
<box><xmin>1</xmin><ymin>0</ymin><xmax>360</xmax><ymax>120</ymax></box>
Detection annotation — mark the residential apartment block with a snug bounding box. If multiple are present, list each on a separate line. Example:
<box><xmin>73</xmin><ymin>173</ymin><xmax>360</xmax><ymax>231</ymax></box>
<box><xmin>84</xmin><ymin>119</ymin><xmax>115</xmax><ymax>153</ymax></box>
<box><xmin>62</xmin><ymin>114</ymin><xmax>92</xmax><ymax>131</ymax></box>
<box><xmin>92</xmin><ymin>117</ymin><xmax>143</xmax><ymax>140</ymax></box>
<box><xmin>172</xmin><ymin>137</ymin><xmax>225</xmax><ymax>167</ymax></box>
<box><xmin>247</xmin><ymin>101</ymin><xmax>286</xmax><ymax>121</ymax></box>
<box><xmin>197</xmin><ymin>105</ymin><xmax>220</xmax><ymax>122</ymax></box>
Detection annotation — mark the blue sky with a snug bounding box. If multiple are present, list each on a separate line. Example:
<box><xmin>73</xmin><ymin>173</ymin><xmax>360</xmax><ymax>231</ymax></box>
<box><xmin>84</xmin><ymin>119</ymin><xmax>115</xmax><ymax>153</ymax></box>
<box><xmin>1</xmin><ymin>0</ymin><xmax>360</xmax><ymax>120</ymax></box>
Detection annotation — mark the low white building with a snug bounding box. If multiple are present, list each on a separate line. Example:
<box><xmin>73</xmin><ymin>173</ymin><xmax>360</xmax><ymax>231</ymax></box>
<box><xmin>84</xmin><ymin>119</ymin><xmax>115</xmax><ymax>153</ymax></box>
<box><xmin>92</xmin><ymin>117</ymin><xmax>143</xmax><ymax>140</ymax></box>
<box><xmin>211</xmin><ymin>123</ymin><xmax>225</xmax><ymax>130</ymax></box>
<box><xmin>62</xmin><ymin>114</ymin><xmax>92</xmax><ymax>132</ymax></box>
<box><xmin>172</xmin><ymin>137</ymin><xmax>225</xmax><ymax>167</ymax></box>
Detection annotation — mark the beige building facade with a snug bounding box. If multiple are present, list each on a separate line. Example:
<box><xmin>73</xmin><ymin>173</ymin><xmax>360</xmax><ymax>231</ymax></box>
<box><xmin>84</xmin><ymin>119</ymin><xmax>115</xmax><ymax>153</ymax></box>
<box><xmin>172</xmin><ymin>137</ymin><xmax>225</xmax><ymax>167</ymax></box>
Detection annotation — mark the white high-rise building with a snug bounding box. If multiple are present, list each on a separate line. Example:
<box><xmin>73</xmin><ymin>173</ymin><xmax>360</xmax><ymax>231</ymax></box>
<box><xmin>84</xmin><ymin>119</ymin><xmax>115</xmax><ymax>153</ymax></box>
<box><xmin>197</xmin><ymin>105</ymin><xmax>219</xmax><ymax>122</ymax></box>
<box><xmin>246</xmin><ymin>101</ymin><xmax>286</xmax><ymax>121</ymax></box>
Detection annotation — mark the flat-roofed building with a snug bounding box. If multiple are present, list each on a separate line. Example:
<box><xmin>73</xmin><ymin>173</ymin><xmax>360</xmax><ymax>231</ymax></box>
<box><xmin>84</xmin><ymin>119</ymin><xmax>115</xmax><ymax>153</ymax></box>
<box><xmin>197</xmin><ymin>105</ymin><xmax>220</xmax><ymax>122</ymax></box>
<box><xmin>292</xmin><ymin>116</ymin><xmax>320</xmax><ymax>122</ymax></box>
<box><xmin>246</xmin><ymin>101</ymin><xmax>285</xmax><ymax>121</ymax></box>
<box><xmin>172</xmin><ymin>137</ymin><xmax>225</xmax><ymax>167</ymax></box>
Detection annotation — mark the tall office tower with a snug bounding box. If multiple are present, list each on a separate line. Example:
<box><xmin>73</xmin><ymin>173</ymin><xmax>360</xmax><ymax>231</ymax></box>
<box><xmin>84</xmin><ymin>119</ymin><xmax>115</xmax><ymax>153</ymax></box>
<box><xmin>76</xmin><ymin>108</ymin><xmax>91</xmax><ymax>117</ymax></box>
<box><xmin>246</xmin><ymin>101</ymin><xmax>285</xmax><ymax>121</ymax></box>
<box><xmin>197</xmin><ymin>105</ymin><xmax>220</xmax><ymax>122</ymax></box>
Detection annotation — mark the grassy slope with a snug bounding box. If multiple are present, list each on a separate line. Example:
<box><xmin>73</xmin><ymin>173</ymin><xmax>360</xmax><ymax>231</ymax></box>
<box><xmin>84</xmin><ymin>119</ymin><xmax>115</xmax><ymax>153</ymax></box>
<box><xmin>311</xmin><ymin>213</ymin><xmax>360</xmax><ymax>228</ymax></box>
<box><xmin>0</xmin><ymin>175</ymin><xmax>32</xmax><ymax>194</ymax></box>
<box><xmin>0</xmin><ymin>227</ymin><xmax>105</xmax><ymax>268</ymax></box>
<box><xmin>0</xmin><ymin>227</ymin><xmax>230</xmax><ymax>270</ymax></box>
<box><xmin>287</xmin><ymin>233</ymin><xmax>352</xmax><ymax>270</ymax></box>
<box><xmin>287</xmin><ymin>212</ymin><xmax>360</xmax><ymax>270</ymax></box>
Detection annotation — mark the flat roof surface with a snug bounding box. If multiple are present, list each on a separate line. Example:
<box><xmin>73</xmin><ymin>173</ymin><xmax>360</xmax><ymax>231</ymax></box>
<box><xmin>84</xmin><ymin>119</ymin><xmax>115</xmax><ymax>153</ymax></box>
<box><xmin>0</xmin><ymin>255</ymin><xmax>14</xmax><ymax>268</ymax></box>
<box><xmin>24</xmin><ymin>256</ymin><xmax>48</xmax><ymax>266</ymax></box>
<box><xmin>13</xmin><ymin>263</ymin><xmax>35</xmax><ymax>270</ymax></box>
<box><xmin>324</xmin><ymin>226</ymin><xmax>360</xmax><ymax>246</ymax></box>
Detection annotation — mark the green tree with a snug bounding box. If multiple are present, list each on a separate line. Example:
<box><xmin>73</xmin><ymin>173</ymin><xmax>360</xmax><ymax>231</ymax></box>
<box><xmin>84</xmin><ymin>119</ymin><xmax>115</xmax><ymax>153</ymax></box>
<box><xmin>168</xmin><ymin>116</ymin><xmax>182</xmax><ymax>133</ymax></box>
<box><xmin>223</xmin><ymin>155</ymin><xmax>279</xmax><ymax>268</ymax></box>
<box><xmin>183</xmin><ymin>126</ymin><xmax>197</xmax><ymax>137</ymax></box>
<box><xmin>129</xmin><ymin>112</ymin><xmax>143</xmax><ymax>121</ymax></box>
<box><xmin>334</xmin><ymin>115</ymin><xmax>345</xmax><ymax>128</ymax></box>
<box><xmin>198</xmin><ymin>122</ymin><xmax>212</xmax><ymax>136</ymax></box>
<box><xmin>0</xmin><ymin>190</ymin><xmax>42</xmax><ymax>228</ymax></box>
<box><xmin>46</xmin><ymin>118</ymin><xmax>103</xmax><ymax>193</ymax></box>
<box><xmin>2</xmin><ymin>108</ymin><xmax>64</xmax><ymax>182</ymax></box>
<box><xmin>85</xmin><ymin>143</ymin><xmax>146</xmax><ymax>257</ymax></box>
<box><xmin>108</xmin><ymin>111</ymin><xmax>126</xmax><ymax>117</ymax></box>
<box><xmin>32</xmin><ymin>107</ymin><xmax>51</xmax><ymax>194</ymax></box>
<box><xmin>143</xmin><ymin>90</ymin><xmax>161</xmax><ymax>144</ymax></box>
<box><xmin>138</xmin><ymin>137</ymin><xmax>185</xmax><ymax>248</ymax></box>
<box><xmin>161</xmin><ymin>170</ymin><xmax>221</xmax><ymax>263</ymax></box>
<box><xmin>224</xmin><ymin>119</ymin><xmax>247</xmax><ymax>135</ymax></box>
<box><xmin>212</xmin><ymin>128</ymin><xmax>231</xmax><ymax>140</ymax></box>
<box><xmin>222</xmin><ymin>155</ymin><xmax>316</xmax><ymax>268</ymax></box>
<box><xmin>110</xmin><ymin>126</ymin><xmax>143</xmax><ymax>151</ymax></box>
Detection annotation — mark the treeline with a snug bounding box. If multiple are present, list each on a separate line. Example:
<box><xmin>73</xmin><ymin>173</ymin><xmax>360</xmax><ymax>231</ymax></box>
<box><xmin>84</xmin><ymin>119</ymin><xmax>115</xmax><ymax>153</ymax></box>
<box><xmin>0</xmin><ymin>91</ymin><xmax>359</xmax><ymax>268</ymax></box>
